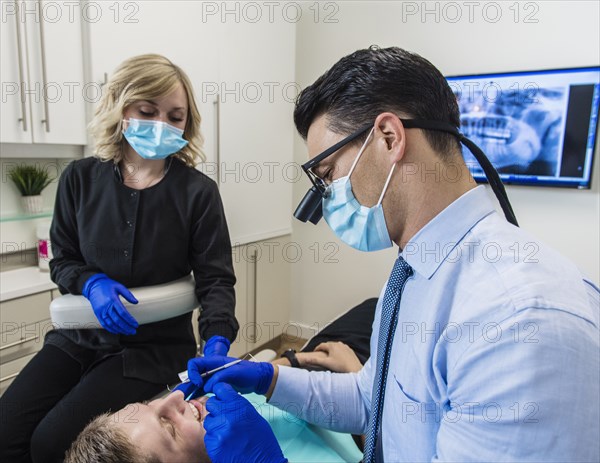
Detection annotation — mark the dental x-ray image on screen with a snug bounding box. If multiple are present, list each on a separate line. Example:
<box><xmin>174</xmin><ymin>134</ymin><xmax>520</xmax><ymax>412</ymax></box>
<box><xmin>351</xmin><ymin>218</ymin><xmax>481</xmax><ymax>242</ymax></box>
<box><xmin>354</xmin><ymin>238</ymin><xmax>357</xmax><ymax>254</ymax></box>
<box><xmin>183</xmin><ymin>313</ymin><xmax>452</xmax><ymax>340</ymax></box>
<box><xmin>447</xmin><ymin>67</ymin><xmax>600</xmax><ymax>188</ymax></box>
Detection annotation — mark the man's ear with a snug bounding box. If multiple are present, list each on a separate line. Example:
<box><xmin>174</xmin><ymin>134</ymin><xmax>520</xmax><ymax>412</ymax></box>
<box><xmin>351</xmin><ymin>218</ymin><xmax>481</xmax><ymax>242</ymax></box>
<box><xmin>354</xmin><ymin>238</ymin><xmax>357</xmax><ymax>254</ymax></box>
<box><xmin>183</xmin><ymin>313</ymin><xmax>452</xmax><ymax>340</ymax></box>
<box><xmin>374</xmin><ymin>113</ymin><xmax>406</xmax><ymax>165</ymax></box>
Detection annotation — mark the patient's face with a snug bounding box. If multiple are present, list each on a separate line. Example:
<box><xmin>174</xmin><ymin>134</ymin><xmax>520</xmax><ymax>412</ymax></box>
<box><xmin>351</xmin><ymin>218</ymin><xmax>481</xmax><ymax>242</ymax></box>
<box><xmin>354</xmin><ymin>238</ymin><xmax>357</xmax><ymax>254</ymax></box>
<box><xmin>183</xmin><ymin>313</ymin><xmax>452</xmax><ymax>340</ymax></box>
<box><xmin>113</xmin><ymin>390</ymin><xmax>210</xmax><ymax>463</ymax></box>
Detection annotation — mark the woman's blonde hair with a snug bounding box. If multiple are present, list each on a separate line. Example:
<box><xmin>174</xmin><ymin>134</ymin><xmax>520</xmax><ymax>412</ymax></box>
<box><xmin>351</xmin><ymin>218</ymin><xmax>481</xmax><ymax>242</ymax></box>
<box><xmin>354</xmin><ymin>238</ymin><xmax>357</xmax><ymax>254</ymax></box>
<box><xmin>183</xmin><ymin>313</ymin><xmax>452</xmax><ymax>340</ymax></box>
<box><xmin>64</xmin><ymin>413</ymin><xmax>160</xmax><ymax>463</ymax></box>
<box><xmin>88</xmin><ymin>54</ymin><xmax>205</xmax><ymax>167</ymax></box>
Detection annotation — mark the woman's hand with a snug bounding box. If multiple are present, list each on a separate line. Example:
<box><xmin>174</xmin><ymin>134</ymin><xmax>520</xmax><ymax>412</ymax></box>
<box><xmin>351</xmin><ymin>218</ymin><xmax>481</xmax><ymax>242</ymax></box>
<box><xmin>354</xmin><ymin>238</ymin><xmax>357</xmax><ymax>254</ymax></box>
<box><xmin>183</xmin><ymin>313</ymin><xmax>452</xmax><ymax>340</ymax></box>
<box><xmin>82</xmin><ymin>273</ymin><xmax>139</xmax><ymax>335</ymax></box>
<box><xmin>298</xmin><ymin>342</ymin><xmax>363</xmax><ymax>373</ymax></box>
<box><xmin>203</xmin><ymin>335</ymin><xmax>231</xmax><ymax>357</ymax></box>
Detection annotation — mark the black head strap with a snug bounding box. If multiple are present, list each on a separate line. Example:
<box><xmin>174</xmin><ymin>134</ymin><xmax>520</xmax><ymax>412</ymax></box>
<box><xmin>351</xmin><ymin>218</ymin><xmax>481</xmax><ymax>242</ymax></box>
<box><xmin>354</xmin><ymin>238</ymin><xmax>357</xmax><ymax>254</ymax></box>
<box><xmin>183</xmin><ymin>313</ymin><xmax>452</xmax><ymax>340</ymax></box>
<box><xmin>401</xmin><ymin>119</ymin><xmax>519</xmax><ymax>227</ymax></box>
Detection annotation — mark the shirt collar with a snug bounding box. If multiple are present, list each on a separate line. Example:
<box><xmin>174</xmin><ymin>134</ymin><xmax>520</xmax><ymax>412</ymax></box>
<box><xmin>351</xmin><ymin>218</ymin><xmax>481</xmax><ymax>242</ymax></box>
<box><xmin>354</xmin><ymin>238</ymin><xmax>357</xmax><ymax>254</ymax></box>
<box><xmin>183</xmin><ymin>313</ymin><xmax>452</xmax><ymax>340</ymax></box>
<box><xmin>400</xmin><ymin>185</ymin><xmax>496</xmax><ymax>279</ymax></box>
<box><xmin>113</xmin><ymin>156</ymin><xmax>174</xmax><ymax>182</ymax></box>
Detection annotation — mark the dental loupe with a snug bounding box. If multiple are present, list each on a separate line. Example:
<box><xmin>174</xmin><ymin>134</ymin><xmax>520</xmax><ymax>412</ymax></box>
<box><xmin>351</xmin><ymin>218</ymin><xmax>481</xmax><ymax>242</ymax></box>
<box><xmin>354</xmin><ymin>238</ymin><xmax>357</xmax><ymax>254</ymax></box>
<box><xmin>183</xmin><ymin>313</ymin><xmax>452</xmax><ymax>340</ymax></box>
<box><xmin>294</xmin><ymin>185</ymin><xmax>324</xmax><ymax>224</ymax></box>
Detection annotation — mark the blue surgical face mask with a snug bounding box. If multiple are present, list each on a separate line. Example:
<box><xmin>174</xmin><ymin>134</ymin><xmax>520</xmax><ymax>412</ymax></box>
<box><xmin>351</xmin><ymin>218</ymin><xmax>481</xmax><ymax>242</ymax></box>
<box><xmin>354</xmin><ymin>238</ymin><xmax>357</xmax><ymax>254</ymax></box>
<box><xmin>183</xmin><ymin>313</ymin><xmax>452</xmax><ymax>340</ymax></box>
<box><xmin>322</xmin><ymin>128</ymin><xmax>396</xmax><ymax>252</ymax></box>
<box><xmin>122</xmin><ymin>118</ymin><xmax>188</xmax><ymax>160</ymax></box>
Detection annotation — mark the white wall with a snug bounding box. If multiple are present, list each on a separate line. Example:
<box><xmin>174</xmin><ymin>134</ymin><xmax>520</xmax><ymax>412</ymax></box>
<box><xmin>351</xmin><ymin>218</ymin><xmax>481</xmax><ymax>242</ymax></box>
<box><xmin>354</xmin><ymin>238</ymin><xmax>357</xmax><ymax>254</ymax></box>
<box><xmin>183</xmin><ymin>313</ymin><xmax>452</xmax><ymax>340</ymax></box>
<box><xmin>290</xmin><ymin>0</ymin><xmax>600</xmax><ymax>329</ymax></box>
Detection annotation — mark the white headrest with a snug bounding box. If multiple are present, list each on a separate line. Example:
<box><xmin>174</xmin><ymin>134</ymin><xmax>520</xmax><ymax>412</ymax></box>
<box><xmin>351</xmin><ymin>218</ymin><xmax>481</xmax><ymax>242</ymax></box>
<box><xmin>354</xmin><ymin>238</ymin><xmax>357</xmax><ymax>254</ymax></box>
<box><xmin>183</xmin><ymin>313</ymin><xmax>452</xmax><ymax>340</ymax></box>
<box><xmin>50</xmin><ymin>275</ymin><xmax>198</xmax><ymax>329</ymax></box>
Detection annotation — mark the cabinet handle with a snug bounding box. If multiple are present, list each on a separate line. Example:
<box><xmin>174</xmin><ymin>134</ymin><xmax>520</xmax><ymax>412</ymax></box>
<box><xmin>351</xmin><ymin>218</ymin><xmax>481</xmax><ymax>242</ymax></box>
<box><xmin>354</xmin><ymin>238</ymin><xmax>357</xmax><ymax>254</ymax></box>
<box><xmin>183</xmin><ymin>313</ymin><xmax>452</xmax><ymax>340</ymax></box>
<box><xmin>14</xmin><ymin>1</ymin><xmax>28</xmax><ymax>132</ymax></box>
<box><xmin>250</xmin><ymin>249</ymin><xmax>258</xmax><ymax>343</ymax></box>
<box><xmin>0</xmin><ymin>335</ymin><xmax>38</xmax><ymax>351</ymax></box>
<box><xmin>0</xmin><ymin>372</ymin><xmax>20</xmax><ymax>383</ymax></box>
<box><xmin>213</xmin><ymin>96</ymin><xmax>221</xmax><ymax>187</ymax></box>
<box><xmin>37</xmin><ymin>0</ymin><xmax>50</xmax><ymax>132</ymax></box>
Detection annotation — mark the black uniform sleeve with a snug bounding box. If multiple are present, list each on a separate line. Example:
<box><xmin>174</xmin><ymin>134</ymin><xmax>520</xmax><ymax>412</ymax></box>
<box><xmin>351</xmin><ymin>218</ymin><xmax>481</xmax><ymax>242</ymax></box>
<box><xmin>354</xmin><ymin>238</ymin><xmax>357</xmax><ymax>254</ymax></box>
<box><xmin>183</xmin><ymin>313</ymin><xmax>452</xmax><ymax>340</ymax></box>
<box><xmin>49</xmin><ymin>161</ymin><xmax>101</xmax><ymax>294</ymax></box>
<box><xmin>189</xmin><ymin>180</ymin><xmax>239</xmax><ymax>343</ymax></box>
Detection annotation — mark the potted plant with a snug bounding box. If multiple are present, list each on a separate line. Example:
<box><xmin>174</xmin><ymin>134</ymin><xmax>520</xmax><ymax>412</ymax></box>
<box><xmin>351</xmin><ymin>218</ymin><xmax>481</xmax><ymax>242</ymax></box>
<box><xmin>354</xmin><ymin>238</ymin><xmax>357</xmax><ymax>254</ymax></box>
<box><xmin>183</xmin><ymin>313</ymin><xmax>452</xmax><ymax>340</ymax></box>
<box><xmin>8</xmin><ymin>165</ymin><xmax>54</xmax><ymax>214</ymax></box>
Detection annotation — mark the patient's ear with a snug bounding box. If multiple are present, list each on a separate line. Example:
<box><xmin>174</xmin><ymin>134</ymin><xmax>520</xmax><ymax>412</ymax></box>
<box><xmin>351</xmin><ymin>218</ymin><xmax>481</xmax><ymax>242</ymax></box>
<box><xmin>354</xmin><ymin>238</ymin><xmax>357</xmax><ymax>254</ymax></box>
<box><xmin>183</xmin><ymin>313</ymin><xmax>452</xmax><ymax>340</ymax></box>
<box><xmin>375</xmin><ymin>113</ymin><xmax>406</xmax><ymax>166</ymax></box>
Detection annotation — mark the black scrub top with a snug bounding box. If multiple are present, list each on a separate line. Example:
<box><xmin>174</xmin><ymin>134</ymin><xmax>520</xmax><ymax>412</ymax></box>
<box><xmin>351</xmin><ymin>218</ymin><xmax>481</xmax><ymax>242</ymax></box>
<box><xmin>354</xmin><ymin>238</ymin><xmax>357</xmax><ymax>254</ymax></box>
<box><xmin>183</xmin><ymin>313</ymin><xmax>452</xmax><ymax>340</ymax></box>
<box><xmin>48</xmin><ymin>156</ymin><xmax>238</xmax><ymax>383</ymax></box>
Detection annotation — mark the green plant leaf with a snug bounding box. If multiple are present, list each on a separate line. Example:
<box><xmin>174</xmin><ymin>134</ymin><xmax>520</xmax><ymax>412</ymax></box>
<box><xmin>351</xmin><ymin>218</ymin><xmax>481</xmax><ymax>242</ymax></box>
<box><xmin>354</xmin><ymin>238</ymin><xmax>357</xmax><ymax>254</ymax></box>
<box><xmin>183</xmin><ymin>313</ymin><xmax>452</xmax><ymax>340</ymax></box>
<box><xmin>8</xmin><ymin>165</ymin><xmax>54</xmax><ymax>196</ymax></box>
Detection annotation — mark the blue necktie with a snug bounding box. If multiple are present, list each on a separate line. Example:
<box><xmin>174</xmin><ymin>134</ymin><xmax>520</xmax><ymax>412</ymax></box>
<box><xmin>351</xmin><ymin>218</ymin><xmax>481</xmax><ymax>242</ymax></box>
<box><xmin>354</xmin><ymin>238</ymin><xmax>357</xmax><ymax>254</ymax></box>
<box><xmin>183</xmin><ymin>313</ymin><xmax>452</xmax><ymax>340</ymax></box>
<box><xmin>364</xmin><ymin>256</ymin><xmax>413</xmax><ymax>463</ymax></box>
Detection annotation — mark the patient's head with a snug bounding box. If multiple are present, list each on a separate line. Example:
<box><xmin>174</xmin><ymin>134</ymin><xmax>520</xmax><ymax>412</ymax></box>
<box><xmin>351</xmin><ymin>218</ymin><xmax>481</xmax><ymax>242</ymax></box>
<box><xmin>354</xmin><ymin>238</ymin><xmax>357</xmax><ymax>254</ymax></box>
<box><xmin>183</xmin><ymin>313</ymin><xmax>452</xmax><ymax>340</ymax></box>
<box><xmin>65</xmin><ymin>391</ymin><xmax>210</xmax><ymax>463</ymax></box>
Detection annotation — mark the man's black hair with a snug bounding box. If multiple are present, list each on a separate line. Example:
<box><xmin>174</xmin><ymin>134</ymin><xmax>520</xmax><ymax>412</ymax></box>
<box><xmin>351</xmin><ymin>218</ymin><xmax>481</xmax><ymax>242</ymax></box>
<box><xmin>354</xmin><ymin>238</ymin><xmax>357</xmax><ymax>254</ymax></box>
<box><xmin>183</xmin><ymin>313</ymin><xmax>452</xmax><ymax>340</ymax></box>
<box><xmin>294</xmin><ymin>46</ymin><xmax>462</xmax><ymax>158</ymax></box>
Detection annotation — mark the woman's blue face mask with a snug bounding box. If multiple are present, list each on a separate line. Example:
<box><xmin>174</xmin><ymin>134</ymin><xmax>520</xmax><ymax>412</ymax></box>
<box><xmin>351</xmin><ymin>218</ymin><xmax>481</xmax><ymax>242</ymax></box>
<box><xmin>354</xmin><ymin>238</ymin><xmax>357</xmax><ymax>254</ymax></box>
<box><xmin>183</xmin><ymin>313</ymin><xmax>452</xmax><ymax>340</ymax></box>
<box><xmin>122</xmin><ymin>118</ymin><xmax>188</xmax><ymax>160</ymax></box>
<box><xmin>322</xmin><ymin>128</ymin><xmax>396</xmax><ymax>252</ymax></box>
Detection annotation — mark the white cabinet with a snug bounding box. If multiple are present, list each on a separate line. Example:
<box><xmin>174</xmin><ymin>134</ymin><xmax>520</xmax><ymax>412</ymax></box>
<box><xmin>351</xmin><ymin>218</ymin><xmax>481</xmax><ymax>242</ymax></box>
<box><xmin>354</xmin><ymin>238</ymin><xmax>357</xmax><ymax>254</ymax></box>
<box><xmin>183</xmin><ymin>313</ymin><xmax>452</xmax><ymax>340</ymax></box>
<box><xmin>85</xmin><ymin>2</ymin><xmax>295</xmax><ymax>244</ymax></box>
<box><xmin>228</xmin><ymin>249</ymin><xmax>250</xmax><ymax>358</ymax></box>
<box><xmin>217</xmin><ymin>20</ymin><xmax>296</xmax><ymax>245</ymax></box>
<box><xmin>0</xmin><ymin>290</ymin><xmax>53</xmax><ymax>396</ymax></box>
<box><xmin>230</xmin><ymin>236</ymin><xmax>291</xmax><ymax>357</ymax></box>
<box><xmin>0</xmin><ymin>0</ymin><xmax>87</xmax><ymax>145</ymax></box>
<box><xmin>188</xmin><ymin>237</ymin><xmax>292</xmax><ymax>359</ymax></box>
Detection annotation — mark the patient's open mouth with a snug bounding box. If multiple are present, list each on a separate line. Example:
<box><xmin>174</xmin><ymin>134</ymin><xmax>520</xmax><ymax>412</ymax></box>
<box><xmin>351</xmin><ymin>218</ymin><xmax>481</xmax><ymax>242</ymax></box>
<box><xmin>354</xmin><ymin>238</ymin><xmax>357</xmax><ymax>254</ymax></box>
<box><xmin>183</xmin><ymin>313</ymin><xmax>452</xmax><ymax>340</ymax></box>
<box><xmin>188</xmin><ymin>397</ymin><xmax>208</xmax><ymax>422</ymax></box>
<box><xmin>188</xmin><ymin>401</ymin><xmax>201</xmax><ymax>421</ymax></box>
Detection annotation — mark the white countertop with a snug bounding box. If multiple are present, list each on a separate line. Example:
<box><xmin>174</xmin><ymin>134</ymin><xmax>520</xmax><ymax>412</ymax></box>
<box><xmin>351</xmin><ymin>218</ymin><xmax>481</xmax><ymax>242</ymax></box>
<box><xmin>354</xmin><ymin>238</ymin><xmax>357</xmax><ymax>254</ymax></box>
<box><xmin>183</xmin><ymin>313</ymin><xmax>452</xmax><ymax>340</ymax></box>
<box><xmin>0</xmin><ymin>266</ymin><xmax>58</xmax><ymax>302</ymax></box>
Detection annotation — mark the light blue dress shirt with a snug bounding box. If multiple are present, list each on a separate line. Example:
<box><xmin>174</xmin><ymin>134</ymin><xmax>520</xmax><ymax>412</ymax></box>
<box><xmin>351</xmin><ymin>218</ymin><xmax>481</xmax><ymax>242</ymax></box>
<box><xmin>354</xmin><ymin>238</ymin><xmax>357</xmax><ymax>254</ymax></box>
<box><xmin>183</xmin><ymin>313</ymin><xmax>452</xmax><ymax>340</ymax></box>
<box><xmin>270</xmin><ymin>186</ymin><xmax>600</xmax><ymax>462</ymax></box>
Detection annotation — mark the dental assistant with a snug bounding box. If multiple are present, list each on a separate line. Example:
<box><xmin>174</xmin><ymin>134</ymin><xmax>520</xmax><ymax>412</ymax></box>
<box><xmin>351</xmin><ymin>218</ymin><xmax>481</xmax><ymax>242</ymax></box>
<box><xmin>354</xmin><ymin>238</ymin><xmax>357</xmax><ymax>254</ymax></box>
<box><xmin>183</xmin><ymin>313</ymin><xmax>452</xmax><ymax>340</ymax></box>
<box><xmin>186</xmin><ymin>46</ymin><xmax>599</xmax><ymax>463</ymax></box>
<box><xmin>0</xmin><ymin>54</ymin><xmax>238</xmax><ymax>463</ymax></box>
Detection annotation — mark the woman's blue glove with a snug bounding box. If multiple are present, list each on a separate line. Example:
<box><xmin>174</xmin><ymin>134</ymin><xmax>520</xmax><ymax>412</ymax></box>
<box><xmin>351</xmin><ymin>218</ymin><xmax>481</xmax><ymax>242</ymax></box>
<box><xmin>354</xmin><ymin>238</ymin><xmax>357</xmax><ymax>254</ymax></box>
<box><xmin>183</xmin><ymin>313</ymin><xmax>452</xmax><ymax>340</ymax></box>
<box><xmin>82</xmin><ymin>273</ymin><xmax>139</xmax><ymax>335</ymax></box>
<box><xmin>204</xmin><ymin>382</ymin><xmax>287</xmax><ymax>463</ymax></box>
<box><xmin>203</xmin><ymin>335</ymin><xmax>231</xmax><ymax>357</ymax></box>
<box><xmin>171</xmin><ymin>381</ymin><xmax>205</xmax><ymax>401</ymax></box>
<box><xmin>187</xmin><ymin>355</ymin><xmax>274</xmax><ymax>395</ymax></box>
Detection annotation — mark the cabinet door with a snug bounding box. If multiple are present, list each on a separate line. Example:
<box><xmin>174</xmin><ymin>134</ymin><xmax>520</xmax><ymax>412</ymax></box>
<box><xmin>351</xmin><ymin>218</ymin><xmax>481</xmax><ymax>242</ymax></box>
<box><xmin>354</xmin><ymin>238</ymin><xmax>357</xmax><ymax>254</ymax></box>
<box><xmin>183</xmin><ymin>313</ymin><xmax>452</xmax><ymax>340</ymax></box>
<box><xmin>86</xmin><ymin>1</ymin><xmax>219</xmax><ymax>174</ymax></box>
<box><xmin>24</xmin><ymin>0</ymin><xmax>87</xmax><ymax>144</ymax></box>
<box><xmin>246</xmin><ymin>236</ymin><xmax>291</xmax><ymax>350</ymax></box>
<box><xmin>0</xmin><ymin>291</ymin><xmax>53</xmax><ymax>397</ymax></box>
<box><xmin>229</xmin><ymin>246</ymin><xmax>248</xmax><ymax>358</ymax></box>
<box><xmin>218</xmin><ymin>20</ymin><xmax>296</xmax><ymax>244</ymax></box>
<box><xmin>0</xmin><ymin>0</ymin><xmax>32</xmax><ymax>143</ymax></box>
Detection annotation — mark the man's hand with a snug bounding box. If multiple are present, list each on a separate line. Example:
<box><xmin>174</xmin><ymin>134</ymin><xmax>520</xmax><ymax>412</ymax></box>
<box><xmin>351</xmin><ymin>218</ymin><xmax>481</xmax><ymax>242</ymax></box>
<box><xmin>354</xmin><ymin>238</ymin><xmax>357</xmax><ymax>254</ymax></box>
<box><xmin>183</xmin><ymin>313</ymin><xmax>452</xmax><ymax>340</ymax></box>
<box><xmin>187</xmin><ymin>356</ymin><xmax>274</xmax><ymax>395</ymax></box>
<box><xmin>204</xmin><ymin>382</ymin><xmax>287</xmax><ymax>463</ymax></box>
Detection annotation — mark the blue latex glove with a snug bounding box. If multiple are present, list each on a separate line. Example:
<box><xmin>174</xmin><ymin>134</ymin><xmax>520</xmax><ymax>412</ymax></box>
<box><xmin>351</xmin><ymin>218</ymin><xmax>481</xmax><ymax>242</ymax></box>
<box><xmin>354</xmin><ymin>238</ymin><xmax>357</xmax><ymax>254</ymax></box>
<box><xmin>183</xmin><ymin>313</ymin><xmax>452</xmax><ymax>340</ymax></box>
<box><xmin>187</xmin><ymin>355</ymin><xmax>274</xmax><ymax>395</ymax></box>
<box><xmin>82</xmin><ymin>273</ymin><xmax>139</xmax><ymax>335</ymax></box>
<box><xmin>203</xmin><ymin>335</ymin><xmax>231</xmax><ymax>357</ymax></box>
<box><xmin>204</xmin><ymin>382</ymin><xmax>287</xmax><ymax>463</ymax></box>
<box><xmin>171</xmin><ymin>381</ymin><xmax>205</xmax><ymax>401</ymax></box>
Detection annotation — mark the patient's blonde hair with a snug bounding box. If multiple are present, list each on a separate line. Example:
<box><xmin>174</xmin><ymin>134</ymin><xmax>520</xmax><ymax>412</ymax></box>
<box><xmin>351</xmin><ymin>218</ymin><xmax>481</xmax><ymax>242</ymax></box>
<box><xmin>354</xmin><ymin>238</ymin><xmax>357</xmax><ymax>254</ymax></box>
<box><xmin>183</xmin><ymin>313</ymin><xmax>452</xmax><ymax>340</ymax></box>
<box><xmin>64</xmin><ymin>413</ymin><xmax>160</xmax><ymax>463</ymax></box>
<box><xmin>88</xmin><ymin>54</ymin><xmax>205</xmax><ymax>167</ymax></box>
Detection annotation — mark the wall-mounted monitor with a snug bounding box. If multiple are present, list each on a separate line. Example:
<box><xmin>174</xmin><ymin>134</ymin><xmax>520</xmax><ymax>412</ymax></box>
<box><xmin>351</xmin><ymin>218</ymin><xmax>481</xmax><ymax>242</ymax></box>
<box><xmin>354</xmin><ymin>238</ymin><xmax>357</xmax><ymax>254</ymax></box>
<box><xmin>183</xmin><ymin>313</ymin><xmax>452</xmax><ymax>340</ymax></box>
<box><xmin>447</xmin><ymin>67</ymin><xmax>599</xmax><ymax>188</ymax></box>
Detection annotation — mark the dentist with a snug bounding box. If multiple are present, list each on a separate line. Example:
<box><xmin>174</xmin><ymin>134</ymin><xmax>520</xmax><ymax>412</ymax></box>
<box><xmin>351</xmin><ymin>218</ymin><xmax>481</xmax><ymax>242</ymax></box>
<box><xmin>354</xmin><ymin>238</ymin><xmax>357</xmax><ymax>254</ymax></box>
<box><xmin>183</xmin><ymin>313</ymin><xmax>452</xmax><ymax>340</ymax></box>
<box><xmin>0</xmin><ymin>54</ymin><xmax>238</xmax><ymax>463</ymax></box>
<box><xmin>186</xmin><ymin>46</ymin><xmax>599</xmax><ymax>463</ymax></box>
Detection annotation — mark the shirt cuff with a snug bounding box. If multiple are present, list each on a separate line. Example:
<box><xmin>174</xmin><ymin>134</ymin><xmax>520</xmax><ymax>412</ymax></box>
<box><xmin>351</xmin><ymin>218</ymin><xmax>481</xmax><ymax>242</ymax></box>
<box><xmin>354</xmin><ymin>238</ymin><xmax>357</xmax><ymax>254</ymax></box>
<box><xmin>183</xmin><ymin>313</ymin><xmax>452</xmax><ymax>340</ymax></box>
<box><xmin>76</xmin><ymin>270</ymin><xmax>101</xmax><ymax>295</ymax></box>
<box><xmin>203</xmin><ymin>322</ymin><xmax>236</xmax><ymax>343</ymax></box>
<box><xmin>268</xmin><ymin>365</ymin><xmax>311</xmax><ymax>406</ymax></box>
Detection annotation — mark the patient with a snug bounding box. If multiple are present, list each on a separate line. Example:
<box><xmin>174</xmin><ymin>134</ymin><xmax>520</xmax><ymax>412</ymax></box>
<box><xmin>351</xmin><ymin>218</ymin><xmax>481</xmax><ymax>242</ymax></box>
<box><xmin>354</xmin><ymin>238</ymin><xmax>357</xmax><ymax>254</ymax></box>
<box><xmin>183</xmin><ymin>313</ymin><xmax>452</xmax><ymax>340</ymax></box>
<box><xmin>65</xmin><ymin>343</ymin><xmax>364</xmax><ymax>463</ymax></box>
<box><xmin>65</xmin><ymin>391</ymin><xmax>210</xmax><ymax>463</ymax></box>
<box><xmin>65</xmin><ymin>298</ymin><xmax>377</xmax><ymax>462</ymax></box>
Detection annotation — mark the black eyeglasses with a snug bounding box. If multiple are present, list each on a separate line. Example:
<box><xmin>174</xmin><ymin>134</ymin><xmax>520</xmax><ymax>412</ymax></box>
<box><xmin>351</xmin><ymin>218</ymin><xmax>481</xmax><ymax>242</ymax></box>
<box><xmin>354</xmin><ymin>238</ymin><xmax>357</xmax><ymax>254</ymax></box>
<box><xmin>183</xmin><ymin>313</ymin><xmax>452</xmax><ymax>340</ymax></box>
<box><xmin>294</xmin><ymin>123</ymin><xmax>373</xmax><ymax>224</ymax></box>
<box><xmin>294</xmin><ymin>117</ymin><xmax>519</xmax><ymax>227</ymax></box>
<box><xmin>302</xmin><ymin>124</ymin><xmax>373</xmax><ymax>197</ymax></box>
